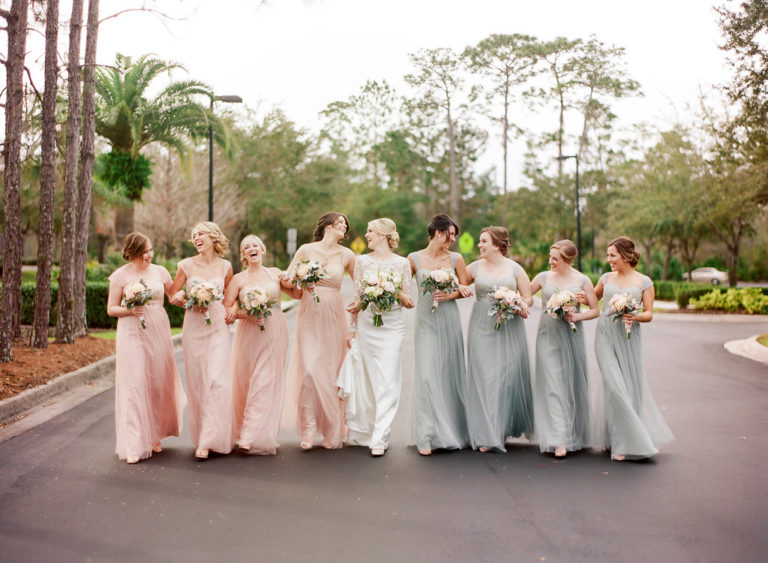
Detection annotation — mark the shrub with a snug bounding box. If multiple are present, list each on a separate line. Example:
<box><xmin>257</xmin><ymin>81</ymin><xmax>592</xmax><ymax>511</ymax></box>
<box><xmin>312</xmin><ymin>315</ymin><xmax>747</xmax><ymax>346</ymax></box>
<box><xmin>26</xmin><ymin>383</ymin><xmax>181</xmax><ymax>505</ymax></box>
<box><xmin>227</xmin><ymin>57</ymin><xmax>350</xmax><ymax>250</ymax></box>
<box><xmin>690</xmin><ymin>287</ymin><xmax>768</xmax><ymax>314</ymax></box>
<box><xmin>2</xmin><ymin>281</ymin><xmax>185</xmax><ymax>329</ymax></box>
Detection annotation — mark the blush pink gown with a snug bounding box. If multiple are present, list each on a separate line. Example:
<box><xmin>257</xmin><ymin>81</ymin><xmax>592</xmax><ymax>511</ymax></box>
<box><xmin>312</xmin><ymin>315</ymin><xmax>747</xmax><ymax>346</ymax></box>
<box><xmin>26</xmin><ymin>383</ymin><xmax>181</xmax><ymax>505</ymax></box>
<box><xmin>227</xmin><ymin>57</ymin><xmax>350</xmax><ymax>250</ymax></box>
<box><xmin>284</xmin><ymin>256</ymin><xmax>348</xmax><ymax>448</ymax></box>
<box><xmin>179</xmin><ymin>257</ymin><xmax>234</xmax><ymax>455</ymax></box>
<box><xmin>109</xmin><ymin>264</ymin><xmax>186</xmax><ymax>462</ymax></box>
<box><xmin>232</xmin><ymin>272</ymin><xmax>289</xmax><ymax>454</ymax></box>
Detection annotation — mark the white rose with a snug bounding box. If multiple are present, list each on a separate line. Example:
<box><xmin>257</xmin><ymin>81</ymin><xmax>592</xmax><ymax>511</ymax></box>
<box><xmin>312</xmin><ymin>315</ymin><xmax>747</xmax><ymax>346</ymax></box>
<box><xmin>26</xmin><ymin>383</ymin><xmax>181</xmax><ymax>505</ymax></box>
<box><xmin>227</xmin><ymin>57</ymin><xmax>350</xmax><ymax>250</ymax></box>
<box><xmin>382</xmin><ymin>281</ymin><xmax>396</xmax><ymax>293</ymax></box>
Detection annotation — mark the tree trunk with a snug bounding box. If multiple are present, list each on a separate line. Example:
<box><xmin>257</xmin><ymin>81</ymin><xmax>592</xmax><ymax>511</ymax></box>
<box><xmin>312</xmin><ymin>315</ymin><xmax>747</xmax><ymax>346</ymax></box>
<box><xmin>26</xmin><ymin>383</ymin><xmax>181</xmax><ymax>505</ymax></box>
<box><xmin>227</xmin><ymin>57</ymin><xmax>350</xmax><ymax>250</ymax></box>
<box><xmin>114</xmin><ymin>203</ymin><xmax>135</xmax><ymax>243</ymax></box>
<box><xmin>74</xmin><ymin>0</ymin><xmax>99</xmax><ymax>336</ymax></box>
<box><xmin>0</xmin><ymin>0</ymin><xmax>30</xmax><ymax>362</ymax></box>
<box><xmin>446</xmin><ymin>102</ymin><xmax>458</xmax><ymax>217</ymax></box>
<box><xmin>661</xmin><ymin>237</ymin><xmax>674</xmax><ymax>281</ymax></box>
<box><xmin>55</xmin><ymin>0</ymin><xmax>83</xmax><ymax>344</ymax></box>
<box><xmin>32</xmin><ymin>0</ymin><xmax>60</xmax><ymax>349</ymax></box>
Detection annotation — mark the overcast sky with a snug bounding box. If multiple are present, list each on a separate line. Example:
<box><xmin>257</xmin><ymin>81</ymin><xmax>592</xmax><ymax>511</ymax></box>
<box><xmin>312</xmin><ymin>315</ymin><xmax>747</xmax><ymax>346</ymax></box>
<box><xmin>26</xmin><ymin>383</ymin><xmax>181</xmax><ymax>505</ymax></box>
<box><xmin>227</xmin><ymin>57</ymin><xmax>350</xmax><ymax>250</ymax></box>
<box><xmin>30</xmin><ymin>0</ymin><xmax>734</xmax><ymax>185</ymax></box>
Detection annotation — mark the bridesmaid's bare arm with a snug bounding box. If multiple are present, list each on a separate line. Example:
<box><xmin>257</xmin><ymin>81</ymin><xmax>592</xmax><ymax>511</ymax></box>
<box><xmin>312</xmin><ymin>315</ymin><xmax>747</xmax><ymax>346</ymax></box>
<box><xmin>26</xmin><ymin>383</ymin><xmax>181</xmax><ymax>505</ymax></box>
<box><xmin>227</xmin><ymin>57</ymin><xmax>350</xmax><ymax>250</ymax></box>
<box><xmin>107</xmin><ymin>281</ymin><xmax>142</xmax><ymax>319</ymax></box>
<box><xmin>169</xmin><ymin>267</ymin><xmax>187</xmax><ymax>306</ymax></box>
<box><xmin>453</xmin><ymin>256</ymin><xmax>473</xmax><ymax>299</ymax></box>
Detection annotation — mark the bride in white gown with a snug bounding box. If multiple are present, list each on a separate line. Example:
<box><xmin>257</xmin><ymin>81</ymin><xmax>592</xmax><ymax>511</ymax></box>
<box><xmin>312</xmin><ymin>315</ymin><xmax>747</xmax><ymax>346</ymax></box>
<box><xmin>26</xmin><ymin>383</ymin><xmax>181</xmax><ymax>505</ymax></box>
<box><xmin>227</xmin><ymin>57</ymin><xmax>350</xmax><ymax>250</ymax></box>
<box><xmin>337</xmin><ymin>218</ymin><xmax>415</xmax><ymax>456</ymax></box>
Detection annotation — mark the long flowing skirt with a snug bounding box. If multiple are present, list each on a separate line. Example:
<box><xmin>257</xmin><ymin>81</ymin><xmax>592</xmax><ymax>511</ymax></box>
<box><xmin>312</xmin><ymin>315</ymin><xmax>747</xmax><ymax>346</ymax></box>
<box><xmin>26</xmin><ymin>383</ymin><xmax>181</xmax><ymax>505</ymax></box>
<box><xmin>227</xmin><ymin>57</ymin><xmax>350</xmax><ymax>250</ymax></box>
<box><xmin>283</xmin><ymin>287</ymin><xmax>347</xmax><ymax>448</ymax></box>
<box><xmin>533</xmin><ymin>315</ymin><xmax>593</xmax><ymax>453</ymax></box>
<box><xmin>232</xmin><ymin>309</ymin><xmax>289</xmax><ymax>455</ymax></box>
<box><xmin>338</xmin><ymin>307</ymin><xmax>405</xmax><ymax>450</ymax></box>
<box><xmin>182</xmin><ymin>302</ymin><xmax>233</xmax><ymax>454</ymax></box>
<box><xmin>115</xmin><ymin>305</ymin><xmax>186</xmax><ymax>461</ymax></box>
<box><xmin>410</xmin><ymin>298</ymin><xmax>468</xmax><ymax>452</ymax></box>
<box><xmin>465</xmin><ymin>302</ymin><xmax>533</xmax><ymax>452</ymax></box>
<box><xmin>595</xmin><ymin>316</ymin><xmax>674</xmax><ymax>459</ymax></box>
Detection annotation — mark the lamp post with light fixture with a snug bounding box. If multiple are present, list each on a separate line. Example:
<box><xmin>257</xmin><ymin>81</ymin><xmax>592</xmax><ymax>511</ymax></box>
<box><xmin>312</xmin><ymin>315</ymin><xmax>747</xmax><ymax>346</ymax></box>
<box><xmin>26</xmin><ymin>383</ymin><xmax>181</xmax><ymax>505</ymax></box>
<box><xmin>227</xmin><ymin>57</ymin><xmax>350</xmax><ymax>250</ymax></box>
<box><xmin>208</xmin><ymin>94</ymin><xmax>243</xmax><ymax>221</ymax></box>
<box><xmin>556</xmin><ymin>154</ymin><xmax>581</xmax><ymax>271</ymax></box>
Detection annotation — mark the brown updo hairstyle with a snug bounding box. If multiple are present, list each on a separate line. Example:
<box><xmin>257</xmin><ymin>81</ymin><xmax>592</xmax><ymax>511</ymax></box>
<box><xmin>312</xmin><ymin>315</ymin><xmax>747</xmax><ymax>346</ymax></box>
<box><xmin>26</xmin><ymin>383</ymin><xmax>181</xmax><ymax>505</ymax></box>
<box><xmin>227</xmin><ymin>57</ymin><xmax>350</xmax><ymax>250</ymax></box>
<box><xmin>368</xmin><ymin>218</ymin><xmax>400</xmax><ymax>250</ymax></box>
<box><xmin>122</xmin><ymin>232</ymin><xmax>151</xmax><ymax>261</ymax></box>
<box><xmin>608</xmin><ymin>236</ymin><xmax>640</xmax><ymax>267</ymax></box>
<box><xmin>551</xmin><ymin>239</ymin><xmax>577</xmax><ymax>264</ymax></box>
<box><xmin>313</xmin><ymin>211</ymin><xmax>350</xmax><ymax>242</ymax></box>
<box><xmin>427</xmin><ymin>214</ymin><xmax>459</xmax><ymax>240</ymax></box>
<box><xmin>481</xmin><ymin>226</ymin><xmax>509</xmax><ymax>256</ymax></box>
<box><xmin>191</xmin><ymin>221</ymin><xmax>229</xmax><ymax>256</ymax></box>
<box><xmin>239</xmin><ymin>235</ymin><xmax>267</xmax><ymax>268</ymax></box>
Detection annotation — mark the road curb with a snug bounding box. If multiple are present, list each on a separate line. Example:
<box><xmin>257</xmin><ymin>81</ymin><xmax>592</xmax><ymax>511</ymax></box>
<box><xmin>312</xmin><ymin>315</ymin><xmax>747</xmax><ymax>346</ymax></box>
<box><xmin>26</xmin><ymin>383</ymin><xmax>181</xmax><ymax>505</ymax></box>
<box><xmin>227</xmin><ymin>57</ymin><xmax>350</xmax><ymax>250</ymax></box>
<box><xmin>653</xmin><ymin>312</ymin><xmax>768</xmax><ymax>323</ymax></box>
<box><xmin>724</xmin><ymin>334</ymin><xmax>768</xmax><ymax>366</ymax></box>
<box><xmin>0</xmin><ymin>333</ymin><xmax>183</xmax><ymax>426</ymax></box>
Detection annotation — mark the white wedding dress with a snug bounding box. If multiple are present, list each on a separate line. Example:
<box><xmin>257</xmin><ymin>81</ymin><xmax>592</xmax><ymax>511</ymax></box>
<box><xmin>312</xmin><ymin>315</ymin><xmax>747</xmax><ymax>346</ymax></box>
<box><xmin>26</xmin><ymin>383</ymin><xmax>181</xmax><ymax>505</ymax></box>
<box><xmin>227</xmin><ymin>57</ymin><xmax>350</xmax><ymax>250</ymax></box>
<box><xmin>337</xmin><ymin>253</ymin><xmax>411</xmax><ymax>451</ymax></box>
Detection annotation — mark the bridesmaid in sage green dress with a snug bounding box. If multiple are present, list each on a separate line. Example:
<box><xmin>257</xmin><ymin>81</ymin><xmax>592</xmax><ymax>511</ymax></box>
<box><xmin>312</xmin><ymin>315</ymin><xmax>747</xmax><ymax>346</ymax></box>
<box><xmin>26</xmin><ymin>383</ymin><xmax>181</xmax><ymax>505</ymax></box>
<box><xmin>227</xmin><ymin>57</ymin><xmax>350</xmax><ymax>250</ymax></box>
<box><xmin>530</xmin><ymin>240</ymin><xmax>599</xmax><ymax>458</ymax></box>
<box><xmin>407</xmin><ymin>214</ymin><xmax>472</xmax><ymax>456</ymax></box>
<box><xmin>464</xmin><ymin>226</ymin><xmax>534</xmax><ymax>452</ymax></box>
<box><xmin>587</xmin><ymin>236</ymin><xmax>674</xmax><ymax>461</ymax></box>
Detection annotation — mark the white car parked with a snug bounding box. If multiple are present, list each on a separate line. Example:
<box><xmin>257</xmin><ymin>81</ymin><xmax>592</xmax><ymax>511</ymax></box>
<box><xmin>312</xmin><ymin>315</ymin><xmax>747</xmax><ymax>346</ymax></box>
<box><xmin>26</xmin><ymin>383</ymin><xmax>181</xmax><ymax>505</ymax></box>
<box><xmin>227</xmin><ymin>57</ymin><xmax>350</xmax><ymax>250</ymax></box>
<box><xmin>682</xmin><ymin>267</ymin><xmax>730</xmax><ymax>285</ymax></box>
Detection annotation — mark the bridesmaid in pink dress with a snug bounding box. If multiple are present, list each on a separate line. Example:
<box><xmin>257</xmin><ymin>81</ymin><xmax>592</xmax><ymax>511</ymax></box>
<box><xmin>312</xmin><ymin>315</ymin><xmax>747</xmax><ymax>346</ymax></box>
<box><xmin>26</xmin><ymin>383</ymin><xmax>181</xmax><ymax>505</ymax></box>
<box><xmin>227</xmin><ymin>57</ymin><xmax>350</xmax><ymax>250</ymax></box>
<box><xmin>283</xmin><ymin>212</ymin><xmax>355</xmax><ymax>450</ymax></box>
<box><xmin>223</xmin><ymin>235</ymin><xmax>298</xmax><ymax>455</ymax></box>
<box><xmin>107</xmin><ymin>232</ymin><xmax>186</xmax><ymax>464</ymax></box>
<box><xmin>170</xmin><ymin>222</ymin><xmax>234</xmax><ymax>460</ymax></box>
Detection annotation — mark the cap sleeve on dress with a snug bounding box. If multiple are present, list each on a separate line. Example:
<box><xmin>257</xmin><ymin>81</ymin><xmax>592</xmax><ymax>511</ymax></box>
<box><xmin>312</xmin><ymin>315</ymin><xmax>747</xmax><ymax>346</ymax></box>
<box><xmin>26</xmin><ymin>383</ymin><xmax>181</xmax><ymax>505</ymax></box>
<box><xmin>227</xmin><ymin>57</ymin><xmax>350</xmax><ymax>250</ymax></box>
<box><xmin>468</xmin><ymin>261</ymin><xmax>478</xmax><ymax>276</ymax></box>
<box><xmin>579</xmin><ymin>273</ymin><xmax>589</xmax><ymax>289</ymax></box>
<box><xmin>177</xmin><ymin>258</ymin><xmax>191</xmax><ymax>276</ymax></box>
<box><xmin>450</xmin><ymin>252</ymin><xmax>459</xmax><ymax>268</ymax></box>
<box><xmin>107</xmin><ymin>265</ymin><xmax>124</xmax><ymax>284</ymax></box>
<box><xmin>511</xmin><ymin>260</ymin><xmax>522</xmax><ymax>277</ymax></box>
<box><xmin>599</xmin><ymin>272</ymin><xmax>609</xmax><ymax>286</ymax></box>
<box><xmin>408</xmin><ymin>252</ymin><xmax>419</xmax><ymax>270</ymax></box>
<box><xmin>641</xmin><ymin>274</ymin><xmax>654</xmax><ymax>292</ymax></box>
<box><xmin>158</xmin><ymin>265</ymin><xmax>172</xmax><ymax>285</ymax></box>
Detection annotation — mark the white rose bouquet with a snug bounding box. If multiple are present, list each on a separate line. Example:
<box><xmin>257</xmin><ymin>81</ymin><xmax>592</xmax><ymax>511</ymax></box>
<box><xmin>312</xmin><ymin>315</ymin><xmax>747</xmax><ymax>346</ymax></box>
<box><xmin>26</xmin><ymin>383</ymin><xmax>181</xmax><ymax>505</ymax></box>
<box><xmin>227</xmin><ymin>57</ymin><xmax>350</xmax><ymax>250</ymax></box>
<box><xmin>421</xmin><ymin>268</ymin><xmax>459</xmax><ymax>312</ymax></box>
<box><xmin>240</xmin><ymin>285</ymin><xmax>274</xmax><ymax>332</ymax></box>
<box><xmin>184</xmin><ymin>281</ymin><xmax>223</xmax><ymax>326</ymax></box>
<box><xmin>359</xmin><ymin>270</ymin><xmax>402</xmax><ymax>327</ymax></box>
<box><xmin>607</xmin><ymin>292</ymin><xmax>642</xmax><ymax>339</ymax></box>
<box><xmin>487</xmin><ymin>286</ymin><xmax>522</xmax><ymax>330</ymax></box>
<box><xmin>121</xmin><ymin>279</ymin><xmax>153</xmax><ymax>329</ymax></box>
<box><xmin>545</xmin><ymin>290</ymin><xmax>579</xmax><ymax>333</ymax></box>
<box><xmin>289</xmin><ymin>258</ymin><xmax>326</xmax><ymax>303</ymax></box>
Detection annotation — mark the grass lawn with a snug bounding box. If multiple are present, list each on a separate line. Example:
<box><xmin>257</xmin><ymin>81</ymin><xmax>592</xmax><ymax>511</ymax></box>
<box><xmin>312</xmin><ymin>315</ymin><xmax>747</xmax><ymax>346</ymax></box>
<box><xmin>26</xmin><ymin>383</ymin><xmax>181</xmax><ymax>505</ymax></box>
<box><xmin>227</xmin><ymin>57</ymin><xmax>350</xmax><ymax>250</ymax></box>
<box><xmin>91</xmin><ymin>327</ymin><xmax>183</xmax><ymax>340</ymax></box>
<box><xmin>758</xmin><ymin>334</ymin><xmax>768</xmax><ymax>347</ymax></box>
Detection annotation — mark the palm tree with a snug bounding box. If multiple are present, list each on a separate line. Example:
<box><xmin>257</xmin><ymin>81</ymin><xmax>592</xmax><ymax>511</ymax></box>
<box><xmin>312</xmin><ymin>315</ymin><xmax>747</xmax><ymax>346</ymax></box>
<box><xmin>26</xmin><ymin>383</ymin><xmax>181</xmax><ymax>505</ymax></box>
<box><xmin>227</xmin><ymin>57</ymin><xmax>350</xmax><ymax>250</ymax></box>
<box><xmin>94</xmin><ymin>53</ymin><xmax>221</xmax><ymax>238</ymax></box>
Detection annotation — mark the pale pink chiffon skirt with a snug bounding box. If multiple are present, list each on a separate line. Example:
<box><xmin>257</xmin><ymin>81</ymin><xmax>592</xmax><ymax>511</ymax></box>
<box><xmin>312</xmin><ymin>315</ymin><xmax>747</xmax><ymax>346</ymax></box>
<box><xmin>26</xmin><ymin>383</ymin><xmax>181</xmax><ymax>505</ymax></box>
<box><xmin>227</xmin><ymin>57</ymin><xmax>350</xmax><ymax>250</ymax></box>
<box><xmin>182</xmin><ymin>302</ymin><xmax>234</xmax><ymax>454</ymax></box>
<box><xmin>283</xmin><ymin>286</ymin><xmax>347</xmax><ymax>448</ymax></box>
<box><xmin>232</xmin><ymin>308</ymin><xmax>289</xmax><ymax>455</ymax></box>
<box><xmin>114</xmin><ymin>304</ymin><xmax>186</xmax><ymax>461</ymax></box>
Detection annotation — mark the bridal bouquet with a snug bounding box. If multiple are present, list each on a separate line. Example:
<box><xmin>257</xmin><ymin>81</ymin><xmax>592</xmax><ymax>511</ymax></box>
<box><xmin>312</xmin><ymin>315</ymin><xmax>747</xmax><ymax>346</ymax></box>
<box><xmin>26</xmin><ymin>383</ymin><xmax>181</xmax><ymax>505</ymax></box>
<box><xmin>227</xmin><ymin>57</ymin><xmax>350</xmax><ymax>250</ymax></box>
<box><xmin>487</xmin><ymin>286</ymin><xmax>522</xmax><ymax>330</ymax></box>
<box><xmin>421</xmin><ymin>268</ymin><xmax>459</xmax><ymax>312</ymax></box>
<box><xmin>359</xmin><ymin>270</ymin><xmax>402</xmax><ymax>327</ymax></box>
<box><xmin>240</xmin><ymin>285</ymin><xmax>274</xmax><ymax>332</ymax></box>
<box><xmin>121</xmin><ymin>279</ymin><xmax>153</xmax><ymax>329</ymax></box>
<box><xmin>545</xmin><ymin>290</ymin><xmax>579</xmax><ymax>333</ymax></box>
<box><xmin>607</xmin><ymin>292</ymin><xmax>642</xmax><ymax>339</ymax></box>
<box><xmin>289</xmin><ymin>258</ymin><xmax>326</xmax><ymax>303</ymax></box>
<box><xmin>184</xmin><ymin>281</ymin><xmax>223</xmax><ymax>327</ymax></box>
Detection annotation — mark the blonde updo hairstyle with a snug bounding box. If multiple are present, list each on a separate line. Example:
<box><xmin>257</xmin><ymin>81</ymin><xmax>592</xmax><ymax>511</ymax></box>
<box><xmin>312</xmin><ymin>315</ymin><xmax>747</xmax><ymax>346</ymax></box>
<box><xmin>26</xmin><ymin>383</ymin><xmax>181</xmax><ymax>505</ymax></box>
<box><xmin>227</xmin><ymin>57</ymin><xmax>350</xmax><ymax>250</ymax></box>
<box><xmin>239</xmin><ymin>235</ymin><xmax>267</xmax><ymax>268</ymax></box>
<box><xmin>122</xmin><ymin>232</ymin><xmax>151</xmax><ymax>261</ymax></box>
<box><xmin>191</xmin><ymin>221</ymin><xmax>229</xmax><ymax>256</ymax></box>
<box><xmin>480</xmin><ymin>226</ymin><xmax>509</xmax><ymax>256</ymax></box>
<box><xmin>552</xmin><ymin>239</ymin><xmax>578</xmax><ymax>264</ymax></box>
<box><xmin>368</xmin><ymin>218</ymin><xmax>400</xmax><ymax>250</ymax></box>
<box><xmin>609</xmin><ymin>236</ymin><xmax>640</xmax><ymax>267</ymax></box>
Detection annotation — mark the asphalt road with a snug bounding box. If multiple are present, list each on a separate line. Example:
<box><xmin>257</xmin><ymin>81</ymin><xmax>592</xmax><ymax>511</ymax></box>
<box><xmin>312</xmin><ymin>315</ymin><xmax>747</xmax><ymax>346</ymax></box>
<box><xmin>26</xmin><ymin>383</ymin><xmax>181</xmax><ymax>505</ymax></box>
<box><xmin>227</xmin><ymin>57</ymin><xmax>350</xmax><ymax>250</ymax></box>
<box><xmin>0</xmin><ymin>283</ymin><xmax>766</xmax><ymax>562</ymax></box>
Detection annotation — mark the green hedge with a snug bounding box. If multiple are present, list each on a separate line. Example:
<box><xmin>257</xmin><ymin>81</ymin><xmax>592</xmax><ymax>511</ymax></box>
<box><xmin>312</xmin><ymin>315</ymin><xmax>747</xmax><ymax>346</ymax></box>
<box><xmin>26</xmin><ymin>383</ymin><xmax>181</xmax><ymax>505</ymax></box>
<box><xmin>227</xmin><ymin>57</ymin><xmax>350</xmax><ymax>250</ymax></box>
<box><xmin>6</xmin><ymin>281</ymin><xmax>185</xmax><ymax>329</ymax></box>
<box><xmin>690</xmin><ymin>287</ymin><xmax>768</xmax><ymax>314</ymax></box>
<box><xmin>652</xmin><ymin>280</ymin><xmax>716</xmax><ymax>306</ymax></box>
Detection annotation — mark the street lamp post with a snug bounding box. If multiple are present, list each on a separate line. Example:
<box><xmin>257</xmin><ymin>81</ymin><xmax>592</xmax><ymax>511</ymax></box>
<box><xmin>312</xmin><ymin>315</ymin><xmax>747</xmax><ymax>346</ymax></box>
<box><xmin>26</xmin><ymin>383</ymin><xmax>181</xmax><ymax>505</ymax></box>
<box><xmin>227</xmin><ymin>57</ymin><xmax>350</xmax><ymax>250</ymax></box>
<box><xmin>557</xmin><ymin>154</ymin><xmax>582</xmax><ymax>272</ymax></box>
<box><xmin>208</xmin><ymin>94</ymin><xmax>243</xmax><ymax>221</ymax></box>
